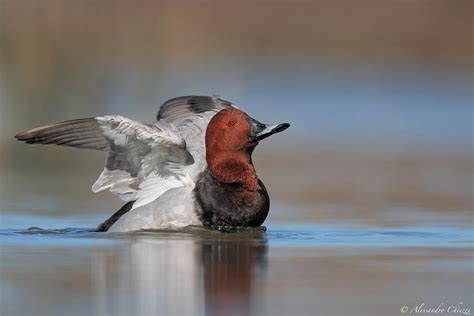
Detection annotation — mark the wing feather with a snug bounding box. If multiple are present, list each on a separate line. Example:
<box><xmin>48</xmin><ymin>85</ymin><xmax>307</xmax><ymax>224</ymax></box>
<box><xmin>157</xmin><ymin>95</ymin><xmax>233</xmax><ymax>122</ymax></box>
<box><xmin>16</xmin><ymin>115</ymin><xmax>193</xmax><ymax>206</ymax></box>
<box><xmin>157</xmin><ymin>95</ymin><xmax>236</xmax><ymax>180</ymax></box>
<box><xmin>16</xmin><ymin>95</ymin><xmax>240</xmax><ymax>211</ymax></box>
<box><xmin>15</xmin><ymin>118</ymin><xmax>109</xmax><ymax>150</ymax></box>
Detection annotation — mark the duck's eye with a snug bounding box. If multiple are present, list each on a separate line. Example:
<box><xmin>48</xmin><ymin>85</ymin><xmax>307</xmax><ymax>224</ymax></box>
<box><xmin>227</xmin><ymin>121</ymin><xmax>236</xmax><ymax>127</ymax></box>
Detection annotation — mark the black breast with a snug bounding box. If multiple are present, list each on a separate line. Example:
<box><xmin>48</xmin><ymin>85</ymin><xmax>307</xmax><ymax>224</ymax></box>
<box><xmin>193</xmin><ymin>170</ymin><xmax>270</xmax><ymax>227</ymax></box>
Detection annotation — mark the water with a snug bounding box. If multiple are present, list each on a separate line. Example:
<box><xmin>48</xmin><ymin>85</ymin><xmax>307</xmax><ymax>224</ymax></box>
<box><xmin>0</xmin><ymin>203</ymin><xmax>472</xmax><ymax>316</ymax></box>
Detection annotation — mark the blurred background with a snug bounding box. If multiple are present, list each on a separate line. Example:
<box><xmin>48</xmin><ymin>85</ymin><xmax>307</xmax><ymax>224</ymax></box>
<box><xmin>1</xmin><ymin>2</ymin><xmax>473</xmax><ymax>316</ymax></box>
<box><xmin>0</xmin><ymin>0</ymin><xmax>472</xmax><ymax>225</ymax></box>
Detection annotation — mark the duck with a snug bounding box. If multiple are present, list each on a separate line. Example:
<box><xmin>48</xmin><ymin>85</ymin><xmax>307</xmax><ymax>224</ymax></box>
<box><xmin>14</xmin><ymin>96</ymin><xmax>290</xmax><ymax>232</ymax></box>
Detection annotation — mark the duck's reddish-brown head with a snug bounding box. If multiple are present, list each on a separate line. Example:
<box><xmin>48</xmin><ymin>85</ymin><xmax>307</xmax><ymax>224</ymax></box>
<box><xmin>205</xmin><ymin>107</ymin><xmax>289</xmax><ymax>190</ymax></box>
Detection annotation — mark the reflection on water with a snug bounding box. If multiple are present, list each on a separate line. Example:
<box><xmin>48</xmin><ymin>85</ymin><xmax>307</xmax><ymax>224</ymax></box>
<box><xmin>200</xmin><ymin>232</ymin><xmax>267</xmax><ymax>316</ymax></box>
<box><xmin>0</xmin><ymin>221</ymin><xmax>472</xmax><ymax>316</ymax></box>
<box><xmin>95</xmin><ymin>230</ymin><xmax>268</xmax><ymax>316</ymax></box>
<box><xmin>92</xmin><ymin>235</ymin><xmax>205</xmax><ymax>316</ymax></box>
<box><xmin>0</xmin><ymin>227</ymin><xmax>269</xmax><ymax>316</ymax></box>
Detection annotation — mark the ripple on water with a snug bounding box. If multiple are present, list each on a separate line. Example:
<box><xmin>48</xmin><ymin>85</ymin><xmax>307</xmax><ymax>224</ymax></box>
<box><xmin>0</xmin><ymin>222</ymin><xmax>471</xmax><ymax>249</ymax></box>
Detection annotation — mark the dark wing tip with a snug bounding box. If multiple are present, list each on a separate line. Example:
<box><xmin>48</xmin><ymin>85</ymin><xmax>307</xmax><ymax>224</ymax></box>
<box><xmin>13</xmin><ymin>118</ymin><xmax>108</xmax><ymax>150</ymax></box>
<box><xmin>157</xmin><ymin>95</ymin><xmax>234</xmax><ymax>121</ymax></box>
<box><xmin>15</xmin><ymin>118</ymin><xmax>95</xmax><ymax>142</ymax></box>
<box><xmin>14</xmin><ymin>132</ymin><xmax>25</xmax><ymax>140</ymax></box>
<box><xmin>15</xmin><ymin>129</ymin><xmax>42</xmax><ymax>142</ymax></box>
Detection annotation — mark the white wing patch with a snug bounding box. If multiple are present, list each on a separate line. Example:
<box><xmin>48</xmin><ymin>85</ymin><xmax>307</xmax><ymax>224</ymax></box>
<box><xmin>92</xmin><ymin>169</ymin><xmax>138</xmax><ymax>200</ymax></box>
<box><xmin>132</xmin><ymin>174</ymin><xmax>184</xmax><ymax>210</ymax></box>
<box><xmin>90</xmin><ymin>116</ymin><xmax>192</xmax><ymax>206</ymax></box>
<box><xmin>98</xmin><ymin>115</ymin><xmax>186</xmax><ymax>149</ymax></box>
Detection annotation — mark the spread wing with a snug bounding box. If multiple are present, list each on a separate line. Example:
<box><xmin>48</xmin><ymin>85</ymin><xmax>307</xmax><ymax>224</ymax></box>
<box><xmin>15</xmin><ymin>115</ymin><xmax>193</xmax><ymax>209</ymax></box>
<box><xmin>157</xmin><ymin>95</ymin><xmax>236</xmax><ymax>179</ymax></box>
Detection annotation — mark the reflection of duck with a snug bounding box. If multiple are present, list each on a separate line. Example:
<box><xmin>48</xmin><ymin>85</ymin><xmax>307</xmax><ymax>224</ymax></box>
<box><xmin>16</xmin><ymin>96</ymin><xmax>289</xmax><ymax>232</ymax></box>
<box><xmin>90</xmin><ymin>230</ymin><xmax>267</xmax><ymax>316</ymax></box>
<box><xmin>91</xmin><ymin>235</ymin><xmax>205</xmax><ymax>316</ymax></box>
<box><xmin>200</xmin><ymin>230</ymin><xmax>268</xmax><ymax>316</ymax></box>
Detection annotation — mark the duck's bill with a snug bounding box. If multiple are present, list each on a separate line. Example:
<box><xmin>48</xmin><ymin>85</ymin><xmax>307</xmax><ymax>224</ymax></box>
<box><xmin>250</xmin><ymin>119</ymin><xmax>290</xmax><ymax>141</ymax></box>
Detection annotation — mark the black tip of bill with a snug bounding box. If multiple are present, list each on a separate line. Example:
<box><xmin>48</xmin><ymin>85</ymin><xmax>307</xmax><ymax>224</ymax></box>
<box><xmin>273</xmin><ymin>123</ymin><xmax>290</xmax><ymax>134</ymax></box>
<box><xmin>255</xmin><ymin>123</ymin><xmax>290</xmax><ymax>141</ymax></box>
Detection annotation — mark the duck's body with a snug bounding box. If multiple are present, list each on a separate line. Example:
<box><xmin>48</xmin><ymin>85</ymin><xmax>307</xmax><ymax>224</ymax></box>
<box><xmin>15</xmin><ymin>96</ymin><xmax>289</xmax><ymax>232</ymax></box>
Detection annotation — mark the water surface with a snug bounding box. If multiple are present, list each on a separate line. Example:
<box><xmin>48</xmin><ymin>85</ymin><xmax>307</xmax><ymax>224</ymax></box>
<box><xmin>1</xmin><ymin>202</ymin><xmax>472</xmax><ymax>316</ymax></box>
